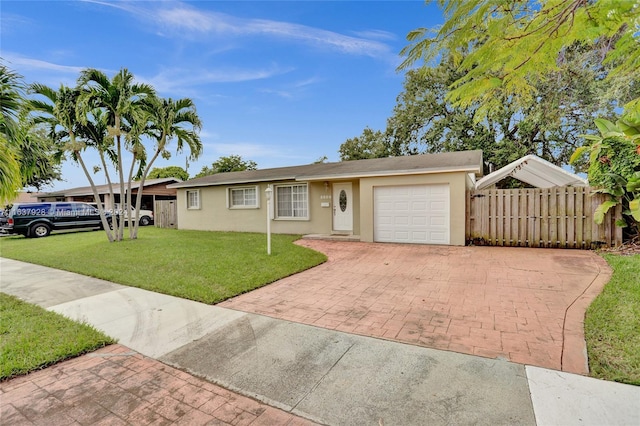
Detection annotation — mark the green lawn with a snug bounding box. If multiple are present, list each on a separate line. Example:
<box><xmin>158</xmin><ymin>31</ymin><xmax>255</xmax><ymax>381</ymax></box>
<box><xmin>0</xmin><ymin>227</ymin><xmax>326</xmax><ymax>304</ymax></box>
<box><xmin>0</xmin><ymin>293</ymin><xmax>115</xmax><ymax>380</ymax></box>
<box><xmin>585</xmin><ymin>254</ymin><xmax>640</xmax><ymax>386</ymax></box>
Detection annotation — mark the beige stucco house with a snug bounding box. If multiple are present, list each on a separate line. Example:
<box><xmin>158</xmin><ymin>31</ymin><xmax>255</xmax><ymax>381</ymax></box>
<box><xmin>168</xmin><ymin>150</ymin><xmax>483</xmax><ymax>245</ymax></box>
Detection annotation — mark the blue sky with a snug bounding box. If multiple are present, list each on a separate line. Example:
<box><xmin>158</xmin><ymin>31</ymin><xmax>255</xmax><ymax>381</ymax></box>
<box><xmin>2</xmin><ymin>1</ymin><xmax>442</xmax><ymax>191</ymax></box>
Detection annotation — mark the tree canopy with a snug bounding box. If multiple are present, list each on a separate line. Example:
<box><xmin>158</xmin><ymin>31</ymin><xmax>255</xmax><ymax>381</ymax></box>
<box><xmin>27</xmin><ymin>67</ymin><xmax>203</xmax><ymax>242</ymax></box>
<box><xmin>0</xmin><ymin>64</ymin><xmax>62</xmax><ymax>202</ymax></box>
<box><xmin>339</xmin><ymin>127</ymin><xmax>389</xmax><ymax>161</ymax></box>
<box><xmin>396</xmin><ymin>0</ymin><xmax>640</xmax><ymax>231</ymax></box>
<box><xmin>341</xmin><ymin>45</ymin><xmax>637</xmax><ymax>172</ymax></box>
<box><xmin>400</xmin><ymin>0</ymin><xmax>640</xmax><ymax>120</ymax></box>
<box><xmin>195</xmin><ymin>155</ymin><xmax>257</xmax><ymax>178</ymax></box>
<box><xmin>147</xmin><ymin>166</ymin><xmax>189</xmax><ymax>181</ymax></box>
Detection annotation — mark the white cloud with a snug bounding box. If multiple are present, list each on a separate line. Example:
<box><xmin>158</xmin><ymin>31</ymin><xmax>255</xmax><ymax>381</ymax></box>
<box><xmin>293</xmin><ymin>77</ymin><xmax>322</xmax><ymax>88</ymax></box>
<box><xmin>258</xmin><ymin>88</ymin><xmax>294</xmax><ymax>99</ymax></box>
<box><xmin>1</xmin><ymin>53</ymin><xmax>89</xmax><ymax>87</ymax></box>
<box><xmin>2</xmin><ymin>53</ymin><xmax>84</xmax><ymax>74</ymax></box>
<box><xmin>155</xmin><ymin>7</ymin><xmax>219</xmax><ymax>33</ymax></box>
<box><xmin>352</xmin><ymin>29</ymin><xmax>397</xmax><ymax>41</ymax></box>
<box><xmin>139</xmin><ymin>65</ymin><xmax>294</xmax><ymax>96</ymax></box>
<box><xmin>0</xmin><ymin>12</ymin><xmax>32</xmax><ymax>34</ymax></box>
<box><xmin>3</xmin><ymin>52</ymin><xmax>289</xmax><ymax>99</ymax></box>
<box><xmin>86</xmin><ymin>0</ymin><xmax>393</xmax><ymax>59</ymax></box>
<box><xmin>258</xmin><ymin>76</ymin><xmax>322</xmax><ymax>100</ymax></box>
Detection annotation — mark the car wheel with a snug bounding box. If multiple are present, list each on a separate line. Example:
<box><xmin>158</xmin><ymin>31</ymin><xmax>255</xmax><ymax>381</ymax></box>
<box><xmin>139</xmin><ymin>216</ymin><xmax>151</xmax><ymax>226</ymax></box>
<box><xmin>30</xmin><ymin>223</ymin><xmax>51</xmax><ymax>238</ymax></box>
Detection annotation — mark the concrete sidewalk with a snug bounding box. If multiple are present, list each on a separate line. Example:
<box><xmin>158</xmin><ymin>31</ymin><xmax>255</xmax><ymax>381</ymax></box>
<box><xmin>1</xmin><ymin>258</ymin><xmax>638</xmax><ymax>425</ymax></box>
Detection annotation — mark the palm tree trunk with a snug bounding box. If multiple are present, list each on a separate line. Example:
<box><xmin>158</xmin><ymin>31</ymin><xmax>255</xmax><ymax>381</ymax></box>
<box><xmin>75</xmin><ymin>147</ymin><xmax>114</xmax><ymax>242</ymax></box>
<box><xmin>98</xmin><ymin>148</ymin><xmax>117</xmax><ymax>230</ymax></box>
<box><xmin>116</xmin><ymin>133</ymin><xmax>126</xmax><ymax>241</ymax></box>
<box><xmin>131</xmin><ymin>145</ymin><xmax>163</xmax><ymax>239</ymax></box>
<box><xmin>125</xmin><ymin>153</ymin><xmax>137</xmax><ymax>238</ymax></box>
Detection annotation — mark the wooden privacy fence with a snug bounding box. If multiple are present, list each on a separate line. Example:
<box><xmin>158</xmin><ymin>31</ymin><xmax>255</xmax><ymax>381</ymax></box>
<box><xmin>466</xmin><ymin>187</ymin><xmax>623</xmax><ymax>249</ymax></box>
<box><xmin>154</xmin><ymin>200</ymin><xmax>177</xmax><ymax>229</ymax></box>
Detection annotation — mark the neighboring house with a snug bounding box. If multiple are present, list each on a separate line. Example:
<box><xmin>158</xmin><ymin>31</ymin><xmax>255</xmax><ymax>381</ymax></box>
<box><xmin>3</xmin><ymin>191</ymin><xmax>46</xmax><ymax>205</ymax></box>
<box><xmin>37</xmin><ymin>178</ymin><xmax>181</xmax><ymax>213</ymax></box>
<box><xmin>168</xmin><ymin>151</ymin><xmax>483</xmax><ymax>246</ymax></box>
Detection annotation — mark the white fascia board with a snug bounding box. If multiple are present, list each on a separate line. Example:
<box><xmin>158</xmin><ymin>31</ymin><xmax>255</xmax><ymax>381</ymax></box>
<box><xmin>297</xmin><ymin>166</ymin><xmax>482</xmax><ymax>182</ymax></box>
<box><xmin>168</xmin><ymin>176</ymin><xmax>298</xmax><ymax>189</ymax></box>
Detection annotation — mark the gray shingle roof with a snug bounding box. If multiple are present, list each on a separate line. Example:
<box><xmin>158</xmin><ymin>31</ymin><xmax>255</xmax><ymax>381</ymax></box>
<box><xmin>42</xmin><ymin>178</ymin><xmax>182</xmax><ymax>197</ymax></box>
<box><xmin>169</xmin><ymin>150</ymin><xmax>483</xmax><ymax>189</ymax></box>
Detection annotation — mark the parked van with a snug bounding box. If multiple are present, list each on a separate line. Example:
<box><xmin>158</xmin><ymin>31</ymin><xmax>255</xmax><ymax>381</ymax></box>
<box><xmin>87</xmin><ymin>203</ymin><xmax>154</xmax><ymax>226</ymax></box>
<box><xmin>1</xmin><ymin>202</ymin><xmax>111</xmax><ymax>238</ymax></box>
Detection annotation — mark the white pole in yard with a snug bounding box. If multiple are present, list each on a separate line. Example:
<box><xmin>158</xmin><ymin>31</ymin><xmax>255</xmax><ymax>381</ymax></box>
<box><xmin>265</xmin><ymin>186</ymin><xmax>272</xmax><ymax>255</ymax></box>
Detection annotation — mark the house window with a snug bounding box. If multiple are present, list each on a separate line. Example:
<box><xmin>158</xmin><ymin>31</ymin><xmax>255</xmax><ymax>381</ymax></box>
<box><xmin>186</xmin><ymin>190</ymin><xmax>200</xmax><ymax>209</ymax></box>
<box><xmin>275</xmin><ymin>184</ymin><xmax>308</xmax><ymax>219</ymax></box>
<box><xmin>229</xmin><ymin>186</ymin><xmax>258</xmax><ymax>209</ymax></box>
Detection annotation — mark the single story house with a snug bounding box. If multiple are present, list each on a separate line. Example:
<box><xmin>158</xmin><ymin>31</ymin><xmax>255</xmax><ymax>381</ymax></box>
<box><xmin>3</xmin><ymin>191</ymin><xmax>47</xmax><ymax>205</ymax></box>
<box><xmin>168</xmin><ymin>150</ymin><xmax>483</xmax><ymax>245</ymax></box>
<box><xmin>37</xmin><ymin>178</ymin><xmax>181</xmax><ymax>213</ymax></box>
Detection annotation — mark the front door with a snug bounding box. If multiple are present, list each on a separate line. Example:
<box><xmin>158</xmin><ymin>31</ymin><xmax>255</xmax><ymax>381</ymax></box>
<box><xmin>332</xmin><ymin>183</ymin><xmax>353</xmax><ymax>233</ymax></box>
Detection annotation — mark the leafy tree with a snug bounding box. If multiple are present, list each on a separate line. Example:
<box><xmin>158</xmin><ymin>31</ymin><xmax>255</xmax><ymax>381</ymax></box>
<box><xmin>0</xmin><ymin>65</ymin><xmax>25</xmax><ymax>202</ymax></box>
<box><xmin>19</xmin><ymin>127</ymin><xmax>62</xmax><ymax>191</ymax></box>
<box><xmin>399</xmin><ymin>0</ymin><xmax>640</xmax><ymax>120</ymax></box>
<box><xmin>147</xmin><ymin>166</ymin><xmax>190</xmax><ymax>181</ymax></box>
<box><xmin>0</xmin><ymin>64</ymin><xmax>62</xmax><ymax>201</ymax></box>
<box><xmin>399</xmin><ymin>0</ymin><xmax>639</xmax><ymax>233</ymax></box>
<box><xmin>339</xmin><ymin>127</ymin><xmax>389</xmax><ymax>161</ymax></box>
<box><xmin>571</xmin><ymin>118</ymin><xmax>640</xmax><ymax>235</ymax></box>
<box><xmin>342</xmin><ymin>47</ymin><xmax>636</xmax><ymax>173</ymax></box>
<box><xmin>0</xmin><ymin>140</ymin><xmax>20</xmax><ymax>203</ymax></box>
<box><xmin>195</xmin><ymin>155</ymin><xmax>257</xmax><ymax>177</ymax></box>
<box><xmin>384</xmin><ymin>61</ymin><xmax>499</xmax><ymax>164</ymax></box>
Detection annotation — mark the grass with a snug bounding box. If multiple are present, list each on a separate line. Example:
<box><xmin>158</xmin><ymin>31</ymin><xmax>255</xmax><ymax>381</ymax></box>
<box><xmin>585</xmin><ymin>254</ymin><xmax>640</xmax><ymax>386</ymax></box>
<box><xmin>0</xmin><ymin>293</ymin><xmax>115</xmax><ymax>380</ymax></box>
<box><xmin>0</xmin><ymin>227</ymin><xmax>327</xmax><ymax>304</ymax></box>
<box><xmin>0</xmin><ymin>227</ymin><xmax>325</xmax><ymax>379</ymax></box>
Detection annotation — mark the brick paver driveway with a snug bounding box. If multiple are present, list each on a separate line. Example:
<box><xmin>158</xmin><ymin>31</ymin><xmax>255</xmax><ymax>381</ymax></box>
<box><xmin>221</xmin><ymin>240</ymin><xmax>611</xmax><ymax>374</ymax></box>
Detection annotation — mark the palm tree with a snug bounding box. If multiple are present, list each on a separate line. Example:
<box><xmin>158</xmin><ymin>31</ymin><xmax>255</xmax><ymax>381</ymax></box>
<box><xmin>28</xmin><ymin>83</ymin><xmax>115</xmax><ymax>241</ymax></box>
<box><xmin>77</xmin><ymin>68</ymin><xmax>155</xmax><ymax>240</ymax></box>
<box><xmin>130</xmin><ymin>97</ymin><xmax>203</xmax><ymax>238</ymax></box>
<box><xmin>0</xmin><ymin>65</ymin><xmax>25</xmax><ymax>203</ymax></box>
<box><xmin>76</xmin><ymin>108</ymin><xmax>116</xmax><ymax>214</ymax></box>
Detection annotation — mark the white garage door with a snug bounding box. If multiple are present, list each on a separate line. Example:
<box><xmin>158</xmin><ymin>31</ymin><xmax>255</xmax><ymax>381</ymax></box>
<box><xmin>374</xmin><ymin>184</ymin><xmax>450</xmax><ymax>244</ymax></box>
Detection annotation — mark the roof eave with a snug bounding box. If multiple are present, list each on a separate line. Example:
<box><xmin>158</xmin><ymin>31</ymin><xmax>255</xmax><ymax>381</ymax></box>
<box><xmin>169</xmin><ymin>166</ymin><xmax>482</xmax><ymax>189</ymax></box>
<box><xmin>168</xmin><ymin>176</ymin><xmax>299</xmax><ymax>189</ymax></box>
<box><xmin>298</xmin><ymin>166</ymin><xmax>482</xmax><ymax>181</ymax></box>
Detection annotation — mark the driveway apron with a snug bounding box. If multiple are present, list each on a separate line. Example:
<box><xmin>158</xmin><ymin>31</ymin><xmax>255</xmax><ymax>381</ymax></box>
<box><xmin>220</xmin><ymin>240</ymin><xmax>612</xmax><ymax>374</ymax></box>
